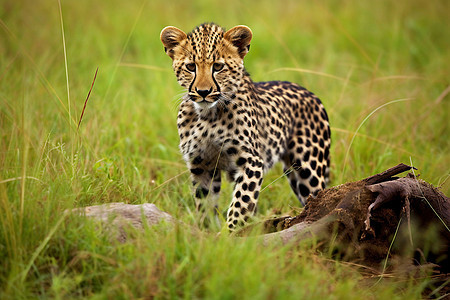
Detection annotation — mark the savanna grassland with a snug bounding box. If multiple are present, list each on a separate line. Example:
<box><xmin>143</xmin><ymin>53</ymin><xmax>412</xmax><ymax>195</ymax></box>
<box><xmin>1</xmin><ymin>0</ymin><xmax>449</xmax><ymax>298</ymax></box>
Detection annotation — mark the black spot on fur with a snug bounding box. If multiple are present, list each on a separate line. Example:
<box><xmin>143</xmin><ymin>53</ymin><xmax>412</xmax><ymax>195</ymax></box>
<box><xmin>227</xmin><ymin>147</ymin><xmax>238</xmax><ymax>155</ymax></box>
<box><xmin>190</xmin><ymin>168</ymin><xmax>204</xmax><ymax>175</ymax></box>
<box><xmin>195</xmin><ymin>187</ymin><xmax>209</xmax><ymax>198</ymax></box>
<box><xmin>299</xmin><ymin>184</ymin><xmax>310</xmax><ymax>197</ymax></box>
<box><xmin>299</xmin><ymin>168</ymin><xmax>311</xmax><ymax>179</ymax></box>
<box><xmin>303</xmin><ymin>151</ymin><xmax>310</xmax><ymax>162</ymax></box>
<box><xmin>237</xmin><ymin>157</ymin><xmax>246</xmax><ymax>166</ymax></box>
<box><xmin>309</xmin><ymin>176</ymin><xmax>319</xmax><ymax>187</ymax></box>
<box><xmin>192</xmin><ymin>156</ymin><xmax>203</xmax><ymax>165</ymax></box>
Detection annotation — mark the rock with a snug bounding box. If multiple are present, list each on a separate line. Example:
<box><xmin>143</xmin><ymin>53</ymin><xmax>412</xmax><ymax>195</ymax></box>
<box><xmin>72</xmin><ymin>202</ymin><xmax>174</xmax><ymax>242</ymax></box>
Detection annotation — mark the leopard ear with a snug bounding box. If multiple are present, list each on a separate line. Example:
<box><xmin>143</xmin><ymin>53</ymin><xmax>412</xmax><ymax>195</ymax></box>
<box><xmin>160</xmin><ymin>26</ymin><xmax>187</xmax><ymax>59</ymax></box>
<box><xmin>224</xmin><ymin>25</ymin><xmax>253</xmax><ymax>59</ymax></box>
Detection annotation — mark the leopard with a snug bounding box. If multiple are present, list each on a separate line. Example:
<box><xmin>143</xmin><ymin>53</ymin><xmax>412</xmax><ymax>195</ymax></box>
<box><xmin>160</xmin><ymin>23</ymin><xmax>331</xmax><ymax>231</ymax></box>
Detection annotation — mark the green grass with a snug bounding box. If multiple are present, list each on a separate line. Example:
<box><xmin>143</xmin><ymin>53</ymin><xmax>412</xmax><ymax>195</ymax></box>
<box><xmin>1</xmin><ymin>0</ymin><xmax>449</xmax><ymax>298</ymax></box>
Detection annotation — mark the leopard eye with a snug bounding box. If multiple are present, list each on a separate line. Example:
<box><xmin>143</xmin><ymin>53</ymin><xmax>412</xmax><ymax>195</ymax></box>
<box><xmin>185</xmin><ymin>63</ymin><xmax>196</xmax><ymax>72</ymax></box>
<box><xmin>213</xmin><ymin>62</ymin><xmax>224</xmax><ymax>72</ymax></box>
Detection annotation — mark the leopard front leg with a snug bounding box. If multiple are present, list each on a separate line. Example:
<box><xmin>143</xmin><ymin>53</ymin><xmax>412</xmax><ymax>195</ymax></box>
<box><xmin>226</xmin><ymin>155</ymin><xmax>264</xmax><ymax>231</ymax></box>
<box><xmin>190</xmin><ymin>166</ymin><xmax>221</xmax><ymax>227</ymax></box>
<box><xmin>193</xmin><ymin>171</ymin><xmax>221</xmax><ymax>212</ymax></box>
<box><xmin>185</xmin><ymin>153</ymin><xmax>221</xmax><ymax>225</ymax></box>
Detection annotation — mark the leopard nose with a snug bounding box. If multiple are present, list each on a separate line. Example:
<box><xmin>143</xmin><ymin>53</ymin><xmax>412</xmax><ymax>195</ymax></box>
<box><xmin>196</xmin><ymin>88</ymin><xmax>212</xmax><ymax>98</ymax></box>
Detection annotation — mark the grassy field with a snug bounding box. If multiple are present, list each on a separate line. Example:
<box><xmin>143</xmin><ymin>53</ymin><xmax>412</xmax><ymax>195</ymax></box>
<box><xmin>1</xmin><ymin>0</ymin><xmax>449</xmax><ymax>298</ymax></box>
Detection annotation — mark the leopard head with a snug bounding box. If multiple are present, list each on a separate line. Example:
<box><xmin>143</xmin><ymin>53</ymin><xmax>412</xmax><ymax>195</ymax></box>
<box><xmin>160</xmin><ymin>23</ymin><xmax>252</xmax><ymax>108</ymax></box>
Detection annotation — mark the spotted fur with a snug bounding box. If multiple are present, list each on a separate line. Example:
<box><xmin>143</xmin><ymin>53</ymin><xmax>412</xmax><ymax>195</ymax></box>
<box><xmin>160</xmin><ymin>23</ymin><xmax>331</xmax><ymax>231</ymax></box>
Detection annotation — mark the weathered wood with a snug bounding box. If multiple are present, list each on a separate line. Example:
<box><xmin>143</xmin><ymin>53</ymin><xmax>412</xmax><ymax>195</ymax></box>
<box><xmin>365</xmin><ymin>175</ymin><xmax>450</xmax><ymax>233</ymax></box>
<box><xmin>261</xmin><ymin>216</ymin><xmax>335</xmax><ymax>246</ymax></box>
<box><xmin>257</xmin><ymin>164</ymin><xmax>449</xmax><ymax>270</ymax></box>
<box><xmin>363</xmin><ymin>163</ymin><xmax>416</xmax><ymax>185</ymax></box>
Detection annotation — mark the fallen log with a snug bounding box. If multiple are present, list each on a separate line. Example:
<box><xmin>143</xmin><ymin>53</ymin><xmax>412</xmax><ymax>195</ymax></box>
<box><xmin>258</xmin><ymin>164</ymin><xmax>449</xmax><ymax>272</ymax></box>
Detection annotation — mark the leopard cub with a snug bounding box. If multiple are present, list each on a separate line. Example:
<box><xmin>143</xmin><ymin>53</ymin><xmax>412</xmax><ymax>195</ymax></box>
<box><xmin>160</xmin><ymin>23</ymin><xmax>330</xmax><ymax>231</ymax></box>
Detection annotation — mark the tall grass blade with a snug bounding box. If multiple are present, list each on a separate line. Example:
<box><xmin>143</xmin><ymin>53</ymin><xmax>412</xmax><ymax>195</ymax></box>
<box><xmin>78</xmin><ymin>67</ymin><xmax>99</xmax><ymax>130</ymax></box>
<box><xmin>57</xmin><ymin>0</ymin><xmax>72</xmax><ymax>130</ymax></box>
